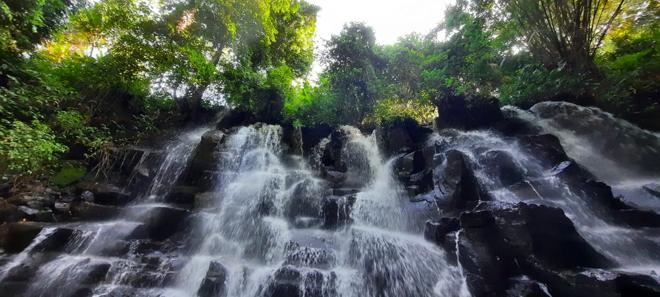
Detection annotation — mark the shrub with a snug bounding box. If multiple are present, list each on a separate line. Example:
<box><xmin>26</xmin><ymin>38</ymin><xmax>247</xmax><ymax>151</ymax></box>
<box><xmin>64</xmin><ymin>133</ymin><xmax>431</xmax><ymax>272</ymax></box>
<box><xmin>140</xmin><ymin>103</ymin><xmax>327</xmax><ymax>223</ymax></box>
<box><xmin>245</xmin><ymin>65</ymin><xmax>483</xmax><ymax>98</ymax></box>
<box><xmin>364</xmin><ymin>97</ymin><xmax>436</xmax><ymax>125</ymax></box>
<box><xmin>0</xmin><ymin>120</ymin><xmax>68</xmax><ymax>177</ymax></box>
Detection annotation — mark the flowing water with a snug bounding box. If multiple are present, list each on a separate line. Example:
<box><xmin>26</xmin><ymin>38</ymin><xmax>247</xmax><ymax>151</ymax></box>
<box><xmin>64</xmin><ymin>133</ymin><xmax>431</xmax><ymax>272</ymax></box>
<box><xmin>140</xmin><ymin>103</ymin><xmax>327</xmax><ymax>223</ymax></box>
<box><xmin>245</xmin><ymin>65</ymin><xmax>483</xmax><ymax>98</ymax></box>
<box><xmin>427</xmin><ymin>102</ymin><xmax>660</xmax><ymax>279</ymax></box>
<box><xmin>2</xmin><ymin>102</ymin><xmax>658</xmax><ymax>296</ymax></box>
<box><xmin>0</xmin><ymin>128</ymin><xmax>207</xmax><ymax>297</ymax></box>
<box><xmin>170</xmin><ymin>124</ymin><xmax>467</xmax><ymax>297</ymax></box>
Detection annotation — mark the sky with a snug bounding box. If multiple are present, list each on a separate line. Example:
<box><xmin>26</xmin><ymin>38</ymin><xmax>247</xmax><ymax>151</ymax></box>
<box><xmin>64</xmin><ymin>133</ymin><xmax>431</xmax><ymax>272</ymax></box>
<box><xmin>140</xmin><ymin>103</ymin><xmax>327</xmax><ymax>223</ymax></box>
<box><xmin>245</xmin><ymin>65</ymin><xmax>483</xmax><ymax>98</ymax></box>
<box><xmin>307</xmin><ymin>0</ymin><xmax>454</xmax><ymax>45</ymax></box>
<box><xmin>305</xmin><ymin>0</ymin><xmax>454</xmax><ymax>77</ymax></box>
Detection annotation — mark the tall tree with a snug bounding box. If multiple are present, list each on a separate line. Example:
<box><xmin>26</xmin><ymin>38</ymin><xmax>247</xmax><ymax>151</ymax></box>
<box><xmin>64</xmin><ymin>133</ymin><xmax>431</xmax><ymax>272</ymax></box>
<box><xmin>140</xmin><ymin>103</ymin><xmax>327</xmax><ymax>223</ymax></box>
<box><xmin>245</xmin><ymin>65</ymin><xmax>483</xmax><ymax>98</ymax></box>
<box><xmin>324</xmin><ymin>22</ymin><xmax>383</xmax><ymax>124</ymax></box>
<box><xmin>506</xmin><ymin>0</ymin><xmax>625</xmax><ymax>73</ymax></box>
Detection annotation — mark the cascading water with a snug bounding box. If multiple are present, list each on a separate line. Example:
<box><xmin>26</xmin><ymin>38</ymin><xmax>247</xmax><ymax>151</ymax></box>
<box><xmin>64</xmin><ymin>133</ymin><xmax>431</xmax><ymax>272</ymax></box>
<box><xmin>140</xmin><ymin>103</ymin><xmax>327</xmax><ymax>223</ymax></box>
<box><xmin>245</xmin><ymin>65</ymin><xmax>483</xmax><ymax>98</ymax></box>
<box><xmin>172</xmin><ymin>124</ymin><xmax>467</xmax><ymax>297</ymax></box>
<box><xmin>0</xmin><ymin>128</ymin><xmax>206</xmax><ymax>297</ymax></box>
<box><xmin>427</xmin><ymin>112</ymin><xmax>660</xmax><ymax>279</ymax></box>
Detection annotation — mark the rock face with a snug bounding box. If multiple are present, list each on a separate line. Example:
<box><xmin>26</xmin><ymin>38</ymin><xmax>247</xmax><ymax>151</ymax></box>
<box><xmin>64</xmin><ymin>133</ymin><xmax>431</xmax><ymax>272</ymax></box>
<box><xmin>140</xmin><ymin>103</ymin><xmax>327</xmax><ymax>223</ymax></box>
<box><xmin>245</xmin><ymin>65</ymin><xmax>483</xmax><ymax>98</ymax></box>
<box><xmin>181</xmin><ymin>130</ymin><xmax>225</xmax><ymax>191</ymax></box>
<box><xmin>435</xmin><ymin>94</ymin><xmax>503</xmax><ymax>130</ymax></box>
<box><xmin>198</xmin><ymin>261</ymin><xmax>227</xmax><ymax>297</ymax></box>
<box><xmin>457</xmin><ymin>202</ymin><xmax>614</xmax><ymax>296</ymax></box>
<box><xmin>434</xmin><ymin>150</ymin><xmax>491</xmax><ymax>214</ymax></box>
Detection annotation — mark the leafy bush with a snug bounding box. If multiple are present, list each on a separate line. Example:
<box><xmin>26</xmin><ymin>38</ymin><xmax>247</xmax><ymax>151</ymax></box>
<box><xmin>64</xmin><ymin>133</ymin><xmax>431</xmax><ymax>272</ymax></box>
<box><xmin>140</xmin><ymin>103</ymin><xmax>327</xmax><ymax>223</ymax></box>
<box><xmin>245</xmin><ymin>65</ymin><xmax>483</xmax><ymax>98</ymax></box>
<box><xmin>364</xmin><ymin>97</ymin><xmax>436</xmax><ymax>125</ymax></box>
<box><xmin>500</xmin><ymin>64</ymin><xmax>594</xmax><ymax>107</ymax></box>
<box><xmin>0</xmin><ymin>120</ymin><xmax>67</xmax><ymax>177</ymax></box>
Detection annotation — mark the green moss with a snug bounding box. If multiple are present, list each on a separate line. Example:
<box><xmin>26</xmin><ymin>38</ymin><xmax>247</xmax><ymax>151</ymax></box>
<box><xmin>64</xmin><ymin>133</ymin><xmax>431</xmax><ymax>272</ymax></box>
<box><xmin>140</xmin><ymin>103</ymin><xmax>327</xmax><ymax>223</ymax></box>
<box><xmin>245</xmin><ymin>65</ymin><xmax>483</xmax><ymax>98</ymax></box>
<box><xmin>52</xmin><ymin>165</ymin><xmax>86</xmax><ymax>187</ymax></box>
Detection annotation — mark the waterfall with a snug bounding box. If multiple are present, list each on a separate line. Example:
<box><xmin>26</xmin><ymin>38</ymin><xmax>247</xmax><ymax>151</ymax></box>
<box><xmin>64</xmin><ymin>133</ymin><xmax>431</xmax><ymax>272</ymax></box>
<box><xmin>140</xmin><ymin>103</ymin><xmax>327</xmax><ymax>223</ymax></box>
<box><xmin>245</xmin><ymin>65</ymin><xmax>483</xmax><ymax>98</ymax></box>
<box><xmin>0</xmin><ymin>128</ymin><xmax>206</xmax><ymax>297</ymax></box>
<box><xmin>172</xmin><ymin>124</ymin><xmax>467</xmax><ymax>297</ymax></box>
<box><xmin>504</xmin><ymin>102</ymin><xmax>660</xmax><ymax>185</ymax></box>
<box><xmin>427</xmin><ymin>123</ymin><xmax>660</xmax><ymax>278</ymax></box>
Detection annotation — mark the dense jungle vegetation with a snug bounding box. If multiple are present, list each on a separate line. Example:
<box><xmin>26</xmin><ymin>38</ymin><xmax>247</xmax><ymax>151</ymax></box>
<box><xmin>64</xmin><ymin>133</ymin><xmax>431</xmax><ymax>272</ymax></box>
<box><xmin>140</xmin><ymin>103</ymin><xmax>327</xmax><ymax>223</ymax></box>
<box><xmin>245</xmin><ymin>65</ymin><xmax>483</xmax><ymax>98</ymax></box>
<box><xmin>0</xmin><ymin>0</ymin><xmax>658</xmax><ymax>185</ymax></box>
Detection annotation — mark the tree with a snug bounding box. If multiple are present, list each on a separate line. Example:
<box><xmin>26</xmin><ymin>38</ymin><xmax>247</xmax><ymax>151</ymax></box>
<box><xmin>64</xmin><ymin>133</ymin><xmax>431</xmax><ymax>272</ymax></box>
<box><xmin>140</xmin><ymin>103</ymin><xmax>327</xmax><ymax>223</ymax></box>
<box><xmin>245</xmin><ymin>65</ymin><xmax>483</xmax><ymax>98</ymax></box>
<box><xmin>144</xmin><ymin>0</ymin><xmax>318</xmax><ymax>121</ymax></box>
<box><xmin>324</xmin><ymin>22</ymin><xmax>384</xmax><ymax>124</ymax></box>
<box><xmin>506</xmin><ymin>0</ymin><xmax>625</xmax><ymax>74</ymax></box>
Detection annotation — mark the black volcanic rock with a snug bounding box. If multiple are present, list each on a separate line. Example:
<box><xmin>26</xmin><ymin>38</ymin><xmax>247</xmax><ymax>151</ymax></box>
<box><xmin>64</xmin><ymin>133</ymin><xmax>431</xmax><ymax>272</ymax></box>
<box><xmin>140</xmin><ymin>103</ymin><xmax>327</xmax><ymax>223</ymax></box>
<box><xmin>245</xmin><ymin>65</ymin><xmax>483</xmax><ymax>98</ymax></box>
<box><xmin>198</xmin><ymin>261</ymin><xmax>228</xmax><ymax>297</ymax></box>
<box><xmin>434</xmin><ymin>94</ymin><xmax>503</xmax><ymax>130</ymax></box>
<box><xmin>457</xmin><ymin>202</ymin><xmax>614</xmax><ymax>296</ymax></box>
<box><xmin>433</xmin><ymin>150</ymin><xmax>491</xmax><ymax>214</ymax></box>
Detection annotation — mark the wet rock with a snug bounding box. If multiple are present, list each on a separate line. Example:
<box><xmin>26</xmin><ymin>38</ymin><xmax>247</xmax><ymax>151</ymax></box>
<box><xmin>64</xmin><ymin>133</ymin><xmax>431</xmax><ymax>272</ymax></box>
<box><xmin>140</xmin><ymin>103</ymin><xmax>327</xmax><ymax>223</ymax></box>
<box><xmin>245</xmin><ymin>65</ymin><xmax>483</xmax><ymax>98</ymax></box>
<box><xmin>54</xmin><ymin>202</ymin><xmax>70</xmax><ymax>213</ymax></box>
<box><xmin>434</xmin><ymin>94</ymin><xmax>503</xmax><ymax>130</ymax></box>
<box><xmin>284</xmin><ymin>241</ymin><xmax>336</xmax><ymax>269</ymax></box>
<box><xmin>479</xmin><ymin>150</ymin><xmax>525</xmax><ymax>187</ymax></box>
<box><xmin>506</xmin><ymin>277</ymin><xmax>550</xmax><ymax>297</ymax></box>
<box><xmin>433</xmin><ymin>150</ymin><xmax>491</xmax><ymax>214</ymax></box>
<box><xmin>81</xmin><ymin>190</ymin><xmax>94</xmax><ymax>202</ymax></box>
<box><xmin>70</xmin><ymin>202</ymin><xmax>121</xmax><ymax>220</ymax></box>
<box><xmin>139</xmin><ymin>206</ymin><xmax>190</xmax><ymax>240</ymax></box>
<box><xmin>33</xmin><ymin>228</ymin><xmax>76</xmax><ymax>252</ymax></box>
<box><xmin>321</xmin><ymin>195</ymin><xmax>355</xmax><ymax>229</ymax></box>
<box><xmin>528</xmin><ymin>268</ymin><xmax>660</xmax><ymax>297</ymax></box>
<box><xmin>0</xmin><ymin>200</ymin><xmax>26</xmax><ymax>223</ymax></box>
<box><xmin>518</xmin><ymin>134</ymin><xmax>568</xmax><ymax>168</ymax></box>
<box><xmin>376</xmin><ymin>118</ymin><xmax>432</xmax><ymax>156</ymax></box>
<box><xmin>181</xmin><ymin>130</ymin><xmax>226</xmax><ymax>190</ymax></box>
<box><xmin>300</xmin><ymin>124</ymin><xmax>333</xmax><ymax>154</ymax></box>
<box><xmin>423</xmin><ymin>217</ymin><xmax>460</xmax><ymax>244</ymax></box>
<box><xmin>76</xmin><ymin>182</ymin><xmax>133</xmax><ymax>206</ymax></box>
<box><xmin>164</xmin><ymin>186</ymin><xmax>199</xmax><ymax>206</ymax></box>
<box><xmin>216</xmin><ymin>109</ymin><xmax>256</xmax><ymax>130</ymax></box>
<box><xmin>264</xmin><ymin>266</ymin><xmax>302</xmax><ymax>297</ymax></box>
<box><xmin>562</xmin><ymin>157</ymin><xmax>660</xmax><ymax>228</ymax></box>
<box><xmin>0</xmin><ymin>222</ymin><xmax>43</xmax><ymax>253</ymax></box>
<box><xmin>324</xmin><ymin>170</ymin><xmax>346</xmax><ymax>185</ymax></box>
<box><xmin>284</xmin><ymin>180</ymin><xmax>322</xmax><ymax>219</ymax></box>
<box><xmin>194</xmin><ymin>192</ymin><xmax>218</xmax><ymax>209</ymax></box>
<box><xmin>198</xmin><ymin>261</ymin><xmax>228</xmax><ymax>297</ymax></box>
<box><xmin>457</xmin><ymin>202</ymin><xmax>613</xmax><ymax>296</ymax></box>
<box><xmin>331</xmin><ymin>188</ymin><xmax>358</xmax><ymax>196</ymax></box>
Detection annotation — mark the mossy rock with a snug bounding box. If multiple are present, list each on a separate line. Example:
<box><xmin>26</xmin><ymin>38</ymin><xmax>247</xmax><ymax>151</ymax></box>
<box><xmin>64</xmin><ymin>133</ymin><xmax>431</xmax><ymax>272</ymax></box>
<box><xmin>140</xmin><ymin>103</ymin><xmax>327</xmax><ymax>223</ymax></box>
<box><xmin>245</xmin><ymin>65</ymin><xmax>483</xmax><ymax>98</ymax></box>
<box><xmin>52</xmin><ymin>165</ymin><xmax>87</xmax><ymax>187</ymax></box>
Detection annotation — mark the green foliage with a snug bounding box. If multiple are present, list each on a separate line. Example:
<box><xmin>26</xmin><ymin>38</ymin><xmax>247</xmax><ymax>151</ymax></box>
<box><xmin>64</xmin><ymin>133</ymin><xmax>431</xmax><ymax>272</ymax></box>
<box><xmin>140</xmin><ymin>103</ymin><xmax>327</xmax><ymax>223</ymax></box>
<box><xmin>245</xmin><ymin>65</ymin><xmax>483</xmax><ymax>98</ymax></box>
<box><xmin>364</xmin><ymin>98</ymin><xmax>436</xmax><ymax>125</ymax></box>
<box><xmin>283</xmin><ymin>76</ymin><xmax>338</xmax><ymax>126</ymax></box>
<box><xmin>51</xmin><ymin>163</ymin><xmax>86</xmax><ymax>186</ymax></box>
<box><xmin>0</xmin><ymin>120</ymin><xmax>68</xmax><ymax>176</ymax></box>
<box><xmin>500</xmin><ymin>64</ymin><xmax>594</xmax><ymax>107</ymax></box>
<box><xmin>324</xmin><ymin>22</ymin><xmax>384</xmax><ymax>124</ymax></box>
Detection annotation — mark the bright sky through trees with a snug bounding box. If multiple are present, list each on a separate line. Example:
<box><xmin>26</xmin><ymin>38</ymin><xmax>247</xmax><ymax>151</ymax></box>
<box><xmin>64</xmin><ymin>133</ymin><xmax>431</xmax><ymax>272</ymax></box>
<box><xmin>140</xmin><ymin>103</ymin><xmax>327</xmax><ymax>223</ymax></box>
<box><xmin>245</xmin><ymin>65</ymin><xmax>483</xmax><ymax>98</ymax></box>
<box><xmin>308</xmin><ymin>0</ymin><xmax>454</xmax><ymax>44</ymax></box>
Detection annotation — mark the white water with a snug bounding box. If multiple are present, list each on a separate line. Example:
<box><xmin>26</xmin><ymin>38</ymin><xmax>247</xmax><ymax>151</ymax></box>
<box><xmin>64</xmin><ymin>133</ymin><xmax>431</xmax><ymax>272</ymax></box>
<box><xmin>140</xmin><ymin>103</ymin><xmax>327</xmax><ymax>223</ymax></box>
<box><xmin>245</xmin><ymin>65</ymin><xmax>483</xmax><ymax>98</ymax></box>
<box><xmin>173</xmin><ymin>124</ymin><xmax>468</xmax><ymax>297</ymax></box>
<box><xmin>0</xmin><ymin>128</ymin><xmax>206</xmax><ymax>297</ymax></box>
<box><xmin>428</xmin><ymin>122</ymin><xmax>660</xmax><ymax>278</ymax></box>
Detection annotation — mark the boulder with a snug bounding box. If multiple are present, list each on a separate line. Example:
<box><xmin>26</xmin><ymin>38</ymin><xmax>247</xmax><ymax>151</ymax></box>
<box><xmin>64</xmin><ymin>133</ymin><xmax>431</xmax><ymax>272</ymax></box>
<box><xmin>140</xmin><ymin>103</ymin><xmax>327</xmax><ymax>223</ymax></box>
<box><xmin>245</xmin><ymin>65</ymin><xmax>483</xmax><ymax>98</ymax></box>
<box><xmin>139</xmin><ymin>206</ymin><xmax>190</xmax><ymax>240</ymax></box>
<box><xmin>423</xmin><ymin>217</ymin><xmax>460</xmax><ymax>244</ymax></box>
<box><xmin>434</xmin><ymin>94</ymin><xmax>503</xmax><ymax>130</ymax></box>
<box><xmin>284</xmin><ymin>180</ymin><xmax>322</xmax><ymax>220</ymax></box>
<box><xmin>376</xmin><ymin>118</ymin><xmax>432</xmax><ymax>156</ymax></box>
<box><xmin>198</xmin><ymin>261</ymin><xmax>228</xmax><ymax>297</ymax></box>
<box><xmin>164</xmin><ymin>186</ymin><xmax>199</xmax><ymax>206</ymax></box>
<box><xmin>517</xmin><ymin>134</ymin><xmax>569</xmax><ymax>169</ymax></box>
<box><xmin>321</xmin><ymin>195</ymin><xmax>356</xmax><ymax>229</ymax></box>
<box><xmin>31</xmin><ymin>227</ymin><xmax>76</xmax><ymax>253</ymax></box>
<box><xmin>70</xmin><ymin>202</ymin><xmax>122</xmax><ymax>220</ymax></box>
<box><xmin>300</xmin><ymin>124</ymin><xmax>333</xmax><ymax>154</ymax></box>
<box><xmin>181</xmin><ymin>130</ymin><xmax>225</xmax><ymax>190</ymax></box>
<box><xmin>0</xmin><ymin>222</ymin><xmax>43</xmax><ymax>253</ymax></box>
<box><xmin>0</xmin><ymin>200</ymin><xmax>27</xmax><ymax>223</ymax></box>
<box><xmin>457</xmin><ymin>202</ymin><xmax>613</xmax><ymax>296</ymax></box>
<box><xmin>264</xmin><ymin>266</ymin><xmax>302</xmax><ymax>297</ymax></box>
<box><xmin>76</xmin><ymin>181</ymin><xmax>133</xmax><ymax>206</ymax></box>
<box><xmin>479</xmin><ymin>150</ymin><xmax>525</xmax><ymax>187</ymax></box>
<box><xmin>433</xmin><ymin>150</ymin><xmax>491</xmax><ymax>214</ymax></box>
